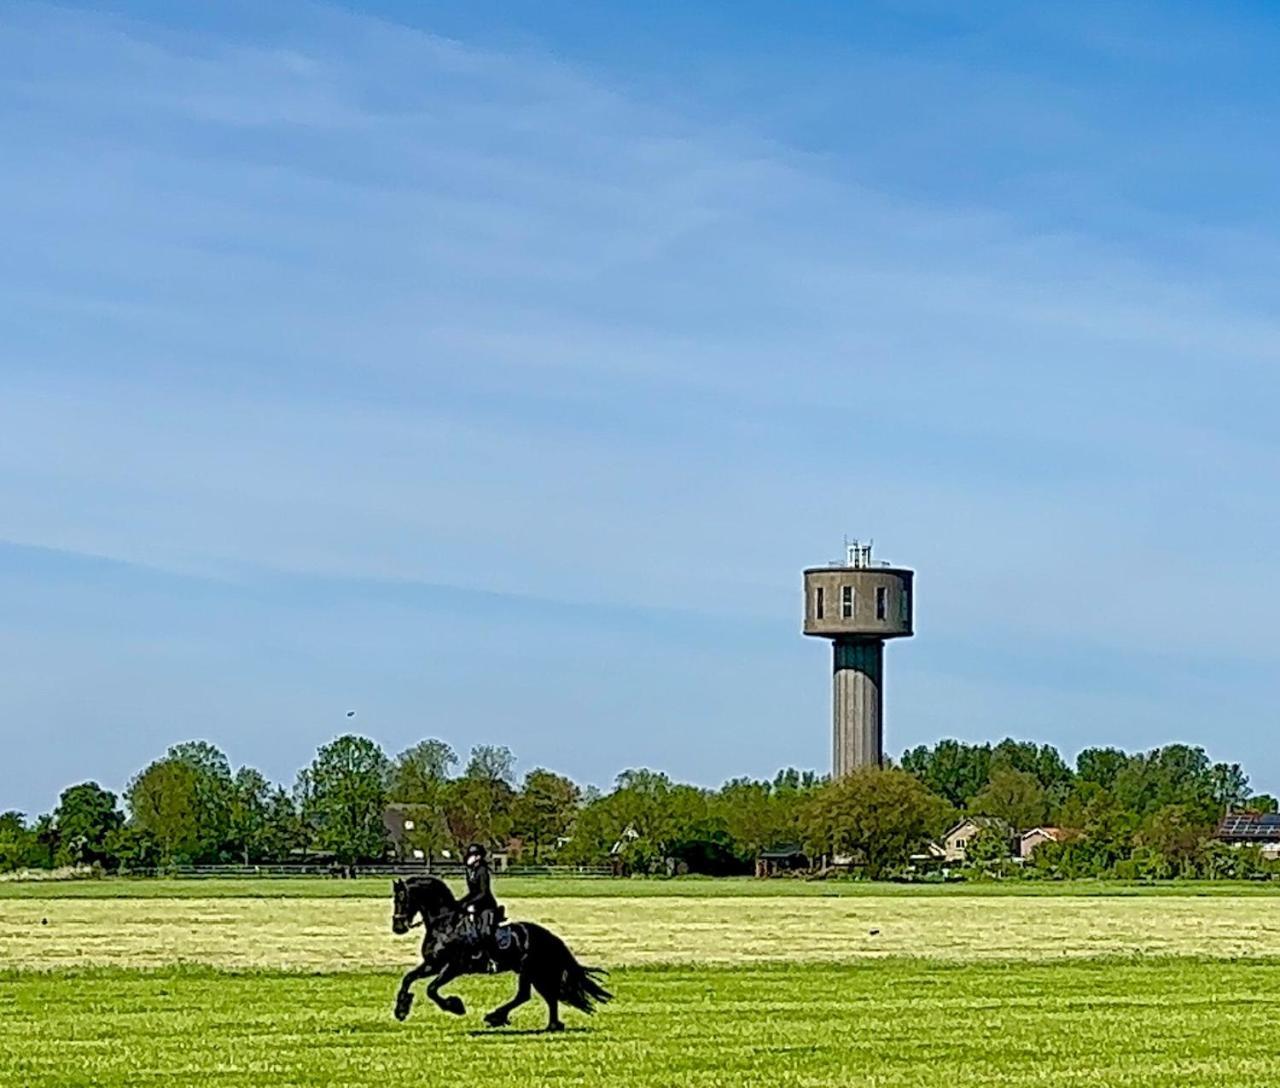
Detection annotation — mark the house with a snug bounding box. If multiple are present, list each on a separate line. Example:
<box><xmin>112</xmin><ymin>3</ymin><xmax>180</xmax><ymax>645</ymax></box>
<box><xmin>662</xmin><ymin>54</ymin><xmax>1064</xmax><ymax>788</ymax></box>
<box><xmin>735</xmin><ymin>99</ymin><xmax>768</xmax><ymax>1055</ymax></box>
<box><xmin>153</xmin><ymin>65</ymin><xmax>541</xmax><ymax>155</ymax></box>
<box><xmin>382</xmin><ymin>803</ymin><xmax>424</xmax><ymax>862</ymax></box>
<box><xmin>942</xmin><ymin>816</ymin><xmax>1013</xmax><ymax>863</ymax></box>
<box><xmin>755</xmin><ymin>843</ymin><xmax>809</xmax><ymax>878</ymax></box>
<box><xmin>1216</xmin><ymin>812</ymin><xmax>1280</xmax><ymax>860</ymax></box>
<box><xmin>1019</xmin><ymin>826</ymin><xmax>1068</xmax><ymax>861</ymax></box>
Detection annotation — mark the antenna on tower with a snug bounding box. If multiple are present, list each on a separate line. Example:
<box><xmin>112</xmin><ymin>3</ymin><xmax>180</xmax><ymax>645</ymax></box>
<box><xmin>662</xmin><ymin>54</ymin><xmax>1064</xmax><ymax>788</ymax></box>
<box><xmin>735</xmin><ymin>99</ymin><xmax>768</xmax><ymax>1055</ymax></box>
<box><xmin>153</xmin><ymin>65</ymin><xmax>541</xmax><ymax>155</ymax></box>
<box><xmin>845</xmin><ymin>539</ymin><xmax>874</xmax><ymax>568</ymax></box>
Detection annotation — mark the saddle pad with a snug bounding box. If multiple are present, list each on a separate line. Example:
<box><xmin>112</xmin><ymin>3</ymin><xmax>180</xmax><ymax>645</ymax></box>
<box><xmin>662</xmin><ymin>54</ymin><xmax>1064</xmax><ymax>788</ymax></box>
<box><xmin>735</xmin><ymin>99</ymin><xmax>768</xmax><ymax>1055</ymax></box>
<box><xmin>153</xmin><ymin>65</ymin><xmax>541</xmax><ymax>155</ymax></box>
<box><xmin>494</xmin><ymin>924</ymin><xmax>523</xmax><ymax>953</ymax></box>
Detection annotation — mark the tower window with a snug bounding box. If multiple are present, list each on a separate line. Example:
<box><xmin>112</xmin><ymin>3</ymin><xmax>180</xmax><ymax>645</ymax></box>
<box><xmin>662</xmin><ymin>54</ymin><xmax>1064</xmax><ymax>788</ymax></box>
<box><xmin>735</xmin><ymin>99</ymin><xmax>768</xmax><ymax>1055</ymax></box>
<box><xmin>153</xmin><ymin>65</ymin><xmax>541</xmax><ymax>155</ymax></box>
<box><xmin>815</xmin><ymin>586</ymin><xmax>824</xmax><ymax>619</ymax></box>
<box><xmin>876</xmin><ymin>586</ymin><xmax>888</xmax><ymax>620</ymax></box>
<box><xmin>900</xmin><ymin>587</ymin><xmax>910</xmax><ymax>623</ymax></box>
<box><xmin>841</xmin><ymin>585</ymin><xmax>853</xmax><ymax>618</ymax></box>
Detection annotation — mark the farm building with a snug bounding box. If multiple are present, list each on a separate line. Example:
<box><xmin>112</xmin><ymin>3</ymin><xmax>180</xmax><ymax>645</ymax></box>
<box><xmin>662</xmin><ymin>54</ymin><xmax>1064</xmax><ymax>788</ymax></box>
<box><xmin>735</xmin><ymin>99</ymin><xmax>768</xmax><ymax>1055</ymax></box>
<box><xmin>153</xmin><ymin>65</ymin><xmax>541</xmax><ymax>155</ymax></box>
<box><xmin>941</xmin><ymin>816</ymin><xmax>1014</xmax><ymax>863</ymax></box>
<box><xmin>1019</xmin><ymin>827</ymin><xmax>1068</xmax><ymax>860</ymax></box>
<box><xmin>1216</xmin><ymin>812</ymin><xmax>1280</xmax><ymax>860</ymax></box>
<box><xmin>755</xmin><ymin>844</ymin><xmax>809</xmax><ymax>878</ymax></box>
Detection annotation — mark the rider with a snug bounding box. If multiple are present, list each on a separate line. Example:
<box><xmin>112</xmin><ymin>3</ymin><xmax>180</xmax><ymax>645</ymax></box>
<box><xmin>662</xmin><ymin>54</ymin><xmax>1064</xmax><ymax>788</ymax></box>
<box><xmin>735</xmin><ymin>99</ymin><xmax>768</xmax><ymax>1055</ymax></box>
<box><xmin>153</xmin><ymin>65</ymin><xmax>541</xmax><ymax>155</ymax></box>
<box><xmin>459</xmin><ymin>843</ymin><xmax>500</xmax><ymax>969</ymax></box>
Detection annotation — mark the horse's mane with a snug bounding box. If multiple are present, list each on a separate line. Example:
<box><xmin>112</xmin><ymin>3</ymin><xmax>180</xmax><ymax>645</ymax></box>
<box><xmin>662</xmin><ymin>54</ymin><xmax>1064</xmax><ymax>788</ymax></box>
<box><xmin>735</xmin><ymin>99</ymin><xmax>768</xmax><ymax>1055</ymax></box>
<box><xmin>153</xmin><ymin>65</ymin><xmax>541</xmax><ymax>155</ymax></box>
<box><xmin>404</xmin><ymin>874</ymin><xmax>460</xmax><ymax>911</ymax></box>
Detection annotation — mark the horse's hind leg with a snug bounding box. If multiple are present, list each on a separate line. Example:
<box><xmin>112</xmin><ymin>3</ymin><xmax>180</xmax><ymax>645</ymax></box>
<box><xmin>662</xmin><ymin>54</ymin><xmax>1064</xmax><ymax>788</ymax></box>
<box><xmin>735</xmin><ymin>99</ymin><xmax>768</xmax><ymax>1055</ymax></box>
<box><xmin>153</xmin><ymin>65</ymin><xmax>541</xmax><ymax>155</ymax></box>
<box><xmin>531</xmin><ymin>973</ymin><xmax>564</xmax><ymax>1033</ymax></box>
<box><xmin>426</xmin><ymin>960</ymin><xmax>467</xmax><ymax>1017</ymax></box>
<box><xmin>484</xmin><ymin>971</ymin><xmax>531</xmax><ymax>1028</ymax></box>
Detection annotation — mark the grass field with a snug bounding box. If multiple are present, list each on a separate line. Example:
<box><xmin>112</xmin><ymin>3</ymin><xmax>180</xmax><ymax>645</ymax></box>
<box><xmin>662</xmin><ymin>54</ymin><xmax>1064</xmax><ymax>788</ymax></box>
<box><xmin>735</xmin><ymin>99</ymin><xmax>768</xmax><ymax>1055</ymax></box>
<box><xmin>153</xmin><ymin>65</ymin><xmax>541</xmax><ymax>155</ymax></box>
<box><xmin>5</xmin><ymin>879</ymin><xmax>1280</xmax><ymax>1086</ymax></box>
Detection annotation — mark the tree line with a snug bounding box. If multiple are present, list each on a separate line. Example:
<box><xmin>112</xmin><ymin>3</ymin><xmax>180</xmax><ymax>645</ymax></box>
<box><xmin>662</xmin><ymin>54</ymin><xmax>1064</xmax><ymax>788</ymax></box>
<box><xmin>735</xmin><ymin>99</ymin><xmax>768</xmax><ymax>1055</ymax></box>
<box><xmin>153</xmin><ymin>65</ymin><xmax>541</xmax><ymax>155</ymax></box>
<box><xmin>0</xmin><ymin>734</ymin><xmax>1273</xmax><ymax>880</ymax></box>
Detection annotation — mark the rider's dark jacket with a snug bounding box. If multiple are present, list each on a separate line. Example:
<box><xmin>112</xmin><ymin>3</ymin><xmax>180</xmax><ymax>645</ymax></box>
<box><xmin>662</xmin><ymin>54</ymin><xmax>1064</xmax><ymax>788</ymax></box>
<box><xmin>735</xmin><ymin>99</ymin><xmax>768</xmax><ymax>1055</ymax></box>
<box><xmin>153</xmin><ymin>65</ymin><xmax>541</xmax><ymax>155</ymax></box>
<box><xmin>460</xmin><ymin>860</ymin><xmax>499</xmax><ymax>922</ymax></box>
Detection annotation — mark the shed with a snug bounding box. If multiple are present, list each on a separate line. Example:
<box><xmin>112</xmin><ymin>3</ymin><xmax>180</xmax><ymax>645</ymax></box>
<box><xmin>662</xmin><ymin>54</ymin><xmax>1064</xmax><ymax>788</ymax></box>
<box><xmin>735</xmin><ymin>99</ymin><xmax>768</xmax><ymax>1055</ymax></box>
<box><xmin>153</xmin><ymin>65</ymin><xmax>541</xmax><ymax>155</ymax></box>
<box><xmin>756</xmin><ymin>843</ymin><xmax>809</xmax><ymax>878</ymax></box>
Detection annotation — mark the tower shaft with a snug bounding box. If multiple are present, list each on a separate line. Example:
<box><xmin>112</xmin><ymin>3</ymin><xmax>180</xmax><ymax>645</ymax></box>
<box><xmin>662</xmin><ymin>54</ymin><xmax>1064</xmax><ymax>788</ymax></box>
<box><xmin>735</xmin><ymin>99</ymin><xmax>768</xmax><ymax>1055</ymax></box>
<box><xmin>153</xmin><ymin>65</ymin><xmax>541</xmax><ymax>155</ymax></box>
<box><xmin>832</xmin><ymin>638</ymin><xmax>883</xmax><ymax>775</ymax></box>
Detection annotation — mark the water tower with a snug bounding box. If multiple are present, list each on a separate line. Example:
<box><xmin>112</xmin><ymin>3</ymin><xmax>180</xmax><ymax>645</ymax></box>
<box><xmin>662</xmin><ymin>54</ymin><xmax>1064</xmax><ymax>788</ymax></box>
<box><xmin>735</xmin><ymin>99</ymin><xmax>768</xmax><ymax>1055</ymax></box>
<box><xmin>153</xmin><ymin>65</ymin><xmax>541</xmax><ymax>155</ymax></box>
<box><xmin>803</xmin><ymin>541</ymin><xmax>914</xmax><ymax>777</ymax></box>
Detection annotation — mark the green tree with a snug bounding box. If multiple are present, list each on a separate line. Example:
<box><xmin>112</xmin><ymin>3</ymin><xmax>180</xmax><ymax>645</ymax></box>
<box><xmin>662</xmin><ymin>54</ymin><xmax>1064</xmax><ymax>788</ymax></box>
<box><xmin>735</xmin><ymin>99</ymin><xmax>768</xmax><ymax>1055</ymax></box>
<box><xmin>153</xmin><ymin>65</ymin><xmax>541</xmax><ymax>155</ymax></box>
<box><xmin>971</xmin><ymin>766</ymin><xmax>1047</xmax><ymax>831</ymax></box>
<box><xmin>127</xmin><ymin>759</ymin><xmax>201</xmax><ymax>863</ymax></box>
<box><xmin>1135</xmin><ymin>803</ymin><xmax>1212</xmax><ymax>875</ymax></box>
<box><xmin>29</xmin><ymin>814</ymin><xmax>58</xmax><ymax>869</ymax></box>
<box><xmin>1076</xmin><ymin>747</ymin><xmax>1130</xmax><ymax>789</ymax></box>
<box><xmin>228</xmin><ymin>766</ymin><xmax>272</xmax><ymax>864</ymax></box>
<box><xmin>464</xmin><ymin>744</ymin><xmax>516</xmax><ymax>787</ymax></box>
<box><xmin>964</xmin><ymin>825</ymin><xmax>1015</xmax><ymax>873</ymax></box>
<box><xmin>772</xmin><ymin>768</ymin><xmax>822</xmax><ymax>791</ymax></box>
<box><xmin>0</xmin><ymin>812</ymin><xmax>40</xmax><ymax>872</ymax></box>
<box><xmin>1244</xmin><ymin>794</ymin><xmax>1279</xmax><ymax>814</ymax></box>
<box><xmin>553</xmin><ymin>769</ymin><xmax>694</xmax><ymax>872</ymax></box>
<box><xmin>259</xmin><ymin>787</ymin><xmax>303</xmax><ymax>862</ymax></box>
<box><xmin>52</xmin><ymin>782</ymin><xmax>123</xmax><ymax>867</ymax></box>
<box><xmin>990</xmin><ymin>739</ymin><xmax>1074</xmax><ymax>806</ymax></box>
<box><xmin>511</xmin><ymin>768</ymin><xmax>581</xmax><ymax>861</ymax></box>
<box><xmin>387</xmin><ymin>739</ymin><xmax>457</xmax><ymax>865</ymax></box>
<box><xmin>607</xmin><ymin>769</ymin><xmax>679</xmax><ymax>869</ymax></box>
<box><xmin>106</xmin><ymin>825</ymin><xmax>161</xmax><ymax>872</ymax></box>
<box><xmin>717</xmin><ymin>780</ymin><xmax>783</xmax><ymax>861</ymax></box>
<box><xmin>900</xmin><ymin>740</ymin><xmax>991</xmax><ymax>807</ymax></box>
<box><xmin>1047</xmin><ymin>782</ymin><xmax>1137</xmax><ymax>875</ymax></box>
<box><xmin>1210</xmin><ymin>762</ymin><xmax>1249</xmax><ymax>812</ymax></box>
<box><xmin>443</xmin><ymin>778</ymin><xmax>513</xmax><ymax>856</ymax></box>
<box><xmin>1113</xmin><ymin>745</ymin><xmax>1220</xmax><ymax>823</ymax></box>
<box><xmin>557</xmin><ymin>793</ymin><xmax>619</xmax><ymax>866</ymax></box>
<box><xmin>439</xmin><ymin>745</ymin><xmax>517</xmax><ymax>854</ymax></box>
<box><xmin>390</xmin><ymin>739</ymin><xmax>457</xmax><ymax>795</ymax></box>
<box><xmin>801</xmin><ymin>767</ymin><xmax>952</xmax><ymax>879</ymax></box>
<box><xmin>298</xmin><ymin>735</ymin><xmax>390</xmax><ymax>865</ymax></box>
<box><xmin>166</xmin><ymin>741</ymin><xmax>235</xmax><ymax>862</ymax></box>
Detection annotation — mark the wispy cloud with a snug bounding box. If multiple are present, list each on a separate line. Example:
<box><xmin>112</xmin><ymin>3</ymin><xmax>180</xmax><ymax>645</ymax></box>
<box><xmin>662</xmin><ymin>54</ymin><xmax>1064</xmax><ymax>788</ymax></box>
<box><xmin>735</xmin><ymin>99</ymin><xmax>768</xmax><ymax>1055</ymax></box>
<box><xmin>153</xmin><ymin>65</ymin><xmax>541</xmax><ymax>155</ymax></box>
<box><xmin>2</xmin><ymin>1</ymin><xmax>1279</xmax><ymax>809</ymax></box>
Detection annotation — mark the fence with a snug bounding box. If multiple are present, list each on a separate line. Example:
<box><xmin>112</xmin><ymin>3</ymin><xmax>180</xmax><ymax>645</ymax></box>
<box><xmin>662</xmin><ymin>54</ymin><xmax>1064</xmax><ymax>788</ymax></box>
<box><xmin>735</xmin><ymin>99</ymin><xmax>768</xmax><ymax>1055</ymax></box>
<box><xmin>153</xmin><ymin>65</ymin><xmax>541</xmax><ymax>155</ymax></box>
<box><xmin>124</xmin><ymin>862</ymin><xmax>615</xmax><ymax>880</ymax></box>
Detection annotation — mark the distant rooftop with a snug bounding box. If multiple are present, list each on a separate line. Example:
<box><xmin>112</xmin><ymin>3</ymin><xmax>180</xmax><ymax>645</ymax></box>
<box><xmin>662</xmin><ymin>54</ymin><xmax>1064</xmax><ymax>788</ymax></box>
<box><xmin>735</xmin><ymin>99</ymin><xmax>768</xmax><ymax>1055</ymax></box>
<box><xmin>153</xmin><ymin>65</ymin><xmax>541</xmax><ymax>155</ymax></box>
<box><xmin>1218</xmin><ymin>812</ymin><xmax>1280</xmax><ymax>842</ymax></box>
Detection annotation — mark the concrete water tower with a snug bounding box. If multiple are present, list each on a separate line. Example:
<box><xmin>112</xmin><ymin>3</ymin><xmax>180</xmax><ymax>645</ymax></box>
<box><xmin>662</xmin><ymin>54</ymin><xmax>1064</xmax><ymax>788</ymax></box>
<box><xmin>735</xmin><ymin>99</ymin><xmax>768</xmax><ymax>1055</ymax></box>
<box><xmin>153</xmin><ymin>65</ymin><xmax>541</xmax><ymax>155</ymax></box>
<box><xmin>803</xmin><ymin>541</ymin><xmax>914</xmax><ymax>777</ymax></box>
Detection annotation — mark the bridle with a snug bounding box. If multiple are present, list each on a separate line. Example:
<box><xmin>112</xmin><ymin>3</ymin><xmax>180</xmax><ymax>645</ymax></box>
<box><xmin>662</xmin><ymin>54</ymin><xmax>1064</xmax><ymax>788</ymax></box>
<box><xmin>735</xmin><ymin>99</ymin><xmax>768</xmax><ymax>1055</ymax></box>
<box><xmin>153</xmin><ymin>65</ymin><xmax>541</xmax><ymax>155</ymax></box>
<box><xmin>393</xmin><ymin>888</ymin><xmax>425</xmax><ymax>932</ymax></box>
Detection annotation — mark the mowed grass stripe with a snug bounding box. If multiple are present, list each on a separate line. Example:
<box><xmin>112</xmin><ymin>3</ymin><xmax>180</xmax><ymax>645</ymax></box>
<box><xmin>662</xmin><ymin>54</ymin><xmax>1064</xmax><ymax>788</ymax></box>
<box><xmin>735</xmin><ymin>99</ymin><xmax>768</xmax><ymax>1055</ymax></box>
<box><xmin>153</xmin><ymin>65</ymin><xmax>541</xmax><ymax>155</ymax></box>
<box><xmin>7</xmin><ymin>893</ymin><xmax>1280</xmax><ymax>970</ymax></box>
<box><xmin>2</xmin><ymin>961</ymin><xmax>1278</xmax><ymax>1087</ymax></box>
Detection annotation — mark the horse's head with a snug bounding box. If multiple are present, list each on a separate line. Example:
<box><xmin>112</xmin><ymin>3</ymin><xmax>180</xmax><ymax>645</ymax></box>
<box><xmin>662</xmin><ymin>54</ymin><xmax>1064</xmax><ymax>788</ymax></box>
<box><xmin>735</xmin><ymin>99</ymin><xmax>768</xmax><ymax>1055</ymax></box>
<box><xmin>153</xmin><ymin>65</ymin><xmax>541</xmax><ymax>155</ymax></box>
<box><xmin>391</xmin><ymin>876</ymin><xmax>457</xmax><ymax>935</ymax></box>
<box><xmin>391</xmin><ymin>879</ymin><xmax>418</xmax><ymax>935</ymax></box>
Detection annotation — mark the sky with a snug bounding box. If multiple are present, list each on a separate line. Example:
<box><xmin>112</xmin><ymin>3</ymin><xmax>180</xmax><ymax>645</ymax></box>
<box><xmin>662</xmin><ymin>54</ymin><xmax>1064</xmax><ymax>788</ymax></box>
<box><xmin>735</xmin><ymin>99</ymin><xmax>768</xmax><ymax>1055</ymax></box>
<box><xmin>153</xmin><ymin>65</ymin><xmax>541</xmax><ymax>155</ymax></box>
<box><xmin>3</xmin><ymin>1</ymin><xmax>1280</xmax><ymax>814</ymax></box>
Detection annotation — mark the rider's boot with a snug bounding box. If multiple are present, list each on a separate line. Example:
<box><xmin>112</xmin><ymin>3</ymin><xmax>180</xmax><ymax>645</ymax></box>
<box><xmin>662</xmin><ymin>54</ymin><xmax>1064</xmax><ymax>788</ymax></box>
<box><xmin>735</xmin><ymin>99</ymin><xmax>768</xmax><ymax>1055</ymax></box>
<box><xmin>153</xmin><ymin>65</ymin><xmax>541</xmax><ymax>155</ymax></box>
<box><xmin>484</xmin><ymin>932</ymin><xmax>498</xmax><ymax>973</ymax></box>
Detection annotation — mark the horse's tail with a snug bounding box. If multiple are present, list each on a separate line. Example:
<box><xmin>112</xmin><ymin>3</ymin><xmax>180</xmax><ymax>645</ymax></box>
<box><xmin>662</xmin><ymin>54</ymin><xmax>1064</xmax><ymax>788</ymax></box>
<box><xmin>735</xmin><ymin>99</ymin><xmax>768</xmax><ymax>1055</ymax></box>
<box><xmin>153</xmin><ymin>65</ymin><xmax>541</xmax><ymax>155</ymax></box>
<box><xmin>559</xmin><ymin>954</ymin><xmax>612</xmax><ymax>1015</ymax></box>
<box><xmin>521</xmin><ymin>922</ymin><xmax>613</xmax><ymax>1014</ymax></box>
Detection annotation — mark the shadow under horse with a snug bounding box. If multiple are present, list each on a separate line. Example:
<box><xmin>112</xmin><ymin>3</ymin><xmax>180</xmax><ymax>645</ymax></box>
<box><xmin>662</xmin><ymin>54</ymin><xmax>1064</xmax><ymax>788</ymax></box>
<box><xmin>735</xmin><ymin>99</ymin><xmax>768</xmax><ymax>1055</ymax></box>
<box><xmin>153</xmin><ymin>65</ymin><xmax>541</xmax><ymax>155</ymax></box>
<box><xmin>391</xmin><ymin>876</ymin><xmax>612</xmax><ymax>1032</ymax></box>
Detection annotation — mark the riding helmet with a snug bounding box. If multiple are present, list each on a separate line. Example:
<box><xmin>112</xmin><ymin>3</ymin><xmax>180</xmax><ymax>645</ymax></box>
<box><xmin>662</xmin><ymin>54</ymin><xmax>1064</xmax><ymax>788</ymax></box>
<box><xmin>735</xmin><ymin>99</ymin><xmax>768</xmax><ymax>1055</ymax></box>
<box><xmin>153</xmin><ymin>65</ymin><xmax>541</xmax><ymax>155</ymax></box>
<box><xmin>465</xmin><ymin>843</ymin><xmax>487</xmax><ymax>861</ymax></box>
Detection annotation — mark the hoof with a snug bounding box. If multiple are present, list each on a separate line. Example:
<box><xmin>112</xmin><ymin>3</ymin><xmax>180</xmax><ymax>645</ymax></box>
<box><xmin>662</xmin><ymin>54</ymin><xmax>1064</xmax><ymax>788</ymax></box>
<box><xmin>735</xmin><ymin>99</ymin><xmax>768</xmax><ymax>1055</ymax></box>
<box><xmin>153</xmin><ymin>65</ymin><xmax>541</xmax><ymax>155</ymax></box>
<box><xmin>443</xmin><ymin>996</ymin><xmax>466</xmax><ymax>1016</ymax></box>
<box><xmin>484</xmin><ymin>1011</ymin><xmax>509</xmax><ymax>1028</ymax></box>
<box><xmin>394</xmin><ymin>993</ymin><xmax>414</xmax><ymax>1021</ymax></box>
<box><xmin>546</xmin><ymin>1020</ymin><xmax>565</xmax><ymax>1033</ymax></box>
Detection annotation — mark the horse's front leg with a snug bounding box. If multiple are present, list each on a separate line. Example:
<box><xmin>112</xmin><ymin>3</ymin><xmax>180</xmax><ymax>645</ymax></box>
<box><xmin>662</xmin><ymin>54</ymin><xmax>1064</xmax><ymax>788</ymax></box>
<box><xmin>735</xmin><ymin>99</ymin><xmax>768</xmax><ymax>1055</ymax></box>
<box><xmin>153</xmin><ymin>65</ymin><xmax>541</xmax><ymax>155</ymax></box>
<box><xmin>426</xmin><ymin>957</ymin><xmax>468</xmax><ymax>1017</ymax></box>
<box><xmin>394</xmin><ymin>960</ymin><xmax>434</xmax><ymax>1021</ymax></box>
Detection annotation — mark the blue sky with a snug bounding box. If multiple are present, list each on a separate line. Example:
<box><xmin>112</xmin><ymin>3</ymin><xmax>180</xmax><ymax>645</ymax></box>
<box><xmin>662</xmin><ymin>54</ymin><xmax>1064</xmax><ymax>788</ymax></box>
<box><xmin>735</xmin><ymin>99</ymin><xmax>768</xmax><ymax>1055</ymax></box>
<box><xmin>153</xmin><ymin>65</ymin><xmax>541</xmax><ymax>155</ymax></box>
<box><xmin>3</xmin><ymin>1</ymin><xmax>1279</xmax><ymax>814</ymax></box>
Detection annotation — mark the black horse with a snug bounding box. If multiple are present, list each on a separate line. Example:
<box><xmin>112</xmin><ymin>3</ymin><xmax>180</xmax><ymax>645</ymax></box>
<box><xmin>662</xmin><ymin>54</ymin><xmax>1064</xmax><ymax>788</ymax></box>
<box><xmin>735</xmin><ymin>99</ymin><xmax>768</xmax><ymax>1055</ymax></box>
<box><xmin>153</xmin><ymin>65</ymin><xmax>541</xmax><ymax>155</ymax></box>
<box><xmin>391</xmin><ymin>876</ymin><xmax>611</xmax><ymax>1032</ymax></box>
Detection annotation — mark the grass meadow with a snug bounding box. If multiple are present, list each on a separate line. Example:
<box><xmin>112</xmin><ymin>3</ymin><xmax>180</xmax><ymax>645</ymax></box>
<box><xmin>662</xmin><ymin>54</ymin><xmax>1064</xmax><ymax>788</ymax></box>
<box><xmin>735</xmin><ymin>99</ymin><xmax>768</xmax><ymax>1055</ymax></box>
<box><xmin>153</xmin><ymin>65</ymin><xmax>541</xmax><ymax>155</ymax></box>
<box><xmin>4</xmin><ymin>878</ymin><xmax>1280</xmax><ymax>1086</ymax></box>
